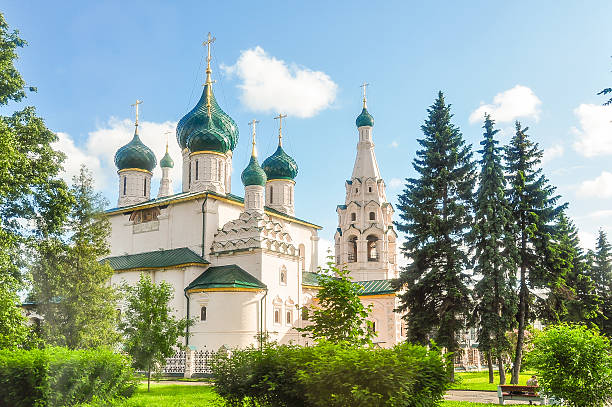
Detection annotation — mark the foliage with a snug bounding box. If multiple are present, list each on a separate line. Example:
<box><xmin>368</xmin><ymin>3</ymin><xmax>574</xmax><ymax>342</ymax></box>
<box><xmin>468</xmin><ymin>114</ymin><xmax>517</xmax><ymax>384</ymax></box>
<box><xmin>120</xmin><ymin>273</ymin><xmax>192</xmax><ymax>391</ymax></box>
<box><xmin>593</xmin><ymin>230</ymin><xmax>612</xmax><ymax>337</ymax></box>
<box><xmin>526</xmin><ymin>324</ymin><xmax>612</xmax><ymax>407</ymax></box>
<box><xmin>598</xmin><ymin>56</ymin><xmax>612</xmax><ymax>106</ymax></box>
<box><xmin>212</xmin><ymin>341</ymin><xmax>451</xmax><ymax>407</ymax></box>
<box><xmin>31</xmin><ymin>166</ymin><xmax>120</xmax><ymax>349</ymax></box>
<box><xmin>297</xmin><ymin>257</ymin><xmax>374</xmax><ymax>346</ymax></box>
<box><xmin>539</xmin><ymin>213</ymin><xmax>602</xmax><ymax>325</ymax></box>
<box><xmin>0</xmin><ymin>13</ymin><xmax>72</xmax><ymax>348</ymax></box>
<box><xmin>0</xmin><ymin>282</ymin><xmax>31</xmax><ymax>349</ymax></box>
<box><xmin>504</xmin><ymin>121</ymin><xmax>564</xmax><ymax>383</ymax></box>
<box><xmin>0</xmin><ymin>347</ymin><xmax>137</xmax><ymax>407</ymax></box>
<box><xmin>395</xmin><ymin>91</ymin><xmax>476</xmax><ymax>377</ymax></box>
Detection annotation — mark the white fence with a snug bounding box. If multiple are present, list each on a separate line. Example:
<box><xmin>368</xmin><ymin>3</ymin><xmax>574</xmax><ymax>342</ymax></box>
<box><xmin>158</xmin><ymin>349</ymin><xmax>219</xmax><ymax>377</ymax></box>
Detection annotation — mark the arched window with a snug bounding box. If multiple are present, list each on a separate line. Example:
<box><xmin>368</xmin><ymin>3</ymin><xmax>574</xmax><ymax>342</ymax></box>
<box><xmin>348</xmin><ymin>236</ymin><xmax>357</xmax><ymax>262</ymax></box>
<box><xmin>280</xmin><ymin>267</ymin><xmax>287</xmax><ymax>285</ymax></box>
<box><xmin>195</xmin><ymin>160</ymin><xmax>199</xmax><ymax>180</ymax></box>
<box><xmin>298</xmin><ymin>244</ymin><xmax>306</xmax><ymax>271</ymax></box>
<box><xmin>286</xmin><ymin>310</ymin><xmax>292</xmax><ymax>325</ymax></box>
<box><xmin>355</xmin><ymin>188</ymin><xmax>359</xmax><ymax>194</ymax></box>
<box><xmin>123</xmin><ymin>177</ymin><xmax>127</xmax><ymax>195</ymax></box>
<box><xmin>188</xmin><ymin>163</ymin><xmax>192</xmax><ymax>187</ymax></box>
<box><xmin>143</xmin><ymin>178</ymin><xmax>147</xmax><ymax>196</ymax></box>
<box><xmin>350</xmin><ymin>213</ymin><xmax>356</xmax><ymax>222</ymax></box>
<box><xmin>274</xmin><ymin>309</ymin><xmax>281</xmax><ymax>324</ymax></box>
<box><xmin>369</xmin><ymin>211</ymin><xmax>376</xmax><ymax>220</ymax></box>
<box><xmin>269</xmin><ymin>186</ymin><xmax>273</xmax><ymax>203</ymax></box>
<box><xmin>367</xmin><ymin>235</ymin><xmax>379</xmax><ymax>261</ymax></box>
<box><xmin>368</xmin><ymin>186</ymin><xmax>372</xmax><ymax>193</ymax></box>
<box><xmin>200</xmin><ymin>306</ymin><xmax>207</xmax><ymax>321</ymax></box>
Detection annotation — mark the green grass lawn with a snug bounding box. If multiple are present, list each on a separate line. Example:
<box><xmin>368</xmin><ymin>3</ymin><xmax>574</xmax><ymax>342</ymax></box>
<box><xmin>451</xmin><ymin>370</ymin><xmax>535</xmax><ymax>391</ymax></box>
<box><xmin>441</xmin><ymin>401</ymin><xmax>497</xmax><ymax>407</ymax></box>
<box><xmin>117</xmin><ymin>384</ymin><xmax>218</xmax><ymax>407</ymax></box>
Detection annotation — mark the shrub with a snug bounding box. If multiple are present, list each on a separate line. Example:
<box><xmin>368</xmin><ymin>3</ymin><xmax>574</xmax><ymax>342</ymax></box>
<box><xmin>213</xmin><ymin>342</ymin><xmax>451</xmax><ymax>407</ymax></box>
<box><xmin>526</xmin><ymin>324</ymin><xmax>612</xmax><ymax>407</ymax></box>
<box><xmin>0</xmin><ymin>347</ymin><xmax>137</xmax><ymax>407</ymax></box>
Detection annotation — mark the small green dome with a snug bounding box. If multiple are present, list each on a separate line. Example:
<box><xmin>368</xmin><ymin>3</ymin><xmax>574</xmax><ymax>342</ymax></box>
<box><xmin>160</xmin><ymin>151</ymin><xmax>174</xmax><ymax>168</ymax></box>
<box><xmin>241</xmin><ymin>155</ymin><xmax>267</xmax><ymax>187</ymax></box>
<box><xmin>356</xmin><ymin>107</ymin><xmax>374</xmax><ymax>128</ymax></box>
<box><xmin>262</xmin><ymin>145</ymin><xmax>298</xmax><ymax>181</ymax></box>
<box><xmin>176</xmin><ymin>83</ymin><xmax>239</xmax><ymax>153</ymax></box>
<box><xmin>114</xmin><ymin>133</ymin><xmax>157</xmax><ymax>172</ymax></box>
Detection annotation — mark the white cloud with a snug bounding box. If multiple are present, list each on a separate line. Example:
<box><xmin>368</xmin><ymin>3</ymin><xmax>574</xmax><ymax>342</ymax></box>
<box><xmin>469</xmin><ymin>85</ymin><xmax>542</xmax><ymax>124</ymax></box>
<box><xmin>390</xmin><ymin>140</ymin><xmax>399</xmax><ymax>148</ymax></box>
<box><xmin>571</xmin><ymin>103</ymin><xmax>612</xmax><ymax>157</ymax></box>
<box><xmin>53</xmin><ymin>118</ymin><xmax>179</xmax><ymax>197</ymax></box>
<box><xmin>577</xmin><ymin>171</ymin><xmax>612</xmax><ymax>198</ymax></box>
<box><xmin>542</xmin><ymin>144</ymin><xmax>564</xmax><ymax>164</ymax></box>
<box><xmin>389</xmin><ymin>178</ymin><xmax>403</xmax><ymax>189</ymax></box>
<box><xmin>222</xmin><ymin>46</ymin><xmax>337</xmax><ymax>118</ymax></box>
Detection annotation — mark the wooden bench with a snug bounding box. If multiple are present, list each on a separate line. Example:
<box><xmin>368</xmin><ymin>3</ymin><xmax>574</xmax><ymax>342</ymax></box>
<box><xmin>497</xmin><ymin>385</ymin><xmax>547</xmax><ymax>405</ymax></box>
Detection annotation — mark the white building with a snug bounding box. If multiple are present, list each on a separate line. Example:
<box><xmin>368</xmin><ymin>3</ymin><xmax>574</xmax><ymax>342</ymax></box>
<box><xmin>104</xmin><ymin>40</ymin><xmax>405</xmax><ymax>351</ymax></box>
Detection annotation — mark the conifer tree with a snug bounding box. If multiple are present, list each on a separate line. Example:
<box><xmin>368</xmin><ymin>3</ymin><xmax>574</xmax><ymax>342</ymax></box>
<box><xmin>468</xmin><ymin>114</ymin><xmax>517</xmax><ymax>385</ymax></box>
<box><xmin>593</xmin><ymin>230</ymin><xmax>612</xmax><ymax>337</ymax></box>
<box><xmin>504</xmin><ymin>121</ymin><xmax>564</xmax><ymax>383</ymax></box>
<box><xmin>540</xmin><ymin>213</ymin><xmax>601</xmax><ymax>325</ymax></box>
<box><xmin>32</xmin><ymin>166</ymin><xmax>120</xmax><ymax>348</ymax></box>
<box><xmin>395</xmin><ymin>92</ymin><xmax>475</xmax><ymax>380</ymax></box>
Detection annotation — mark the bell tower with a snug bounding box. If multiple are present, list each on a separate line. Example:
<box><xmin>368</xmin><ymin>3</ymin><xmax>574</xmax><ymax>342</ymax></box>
<box><xmin>334</xmin><ymin>84</ymin><xmax>398</xmax><ymax>281</ymax></box>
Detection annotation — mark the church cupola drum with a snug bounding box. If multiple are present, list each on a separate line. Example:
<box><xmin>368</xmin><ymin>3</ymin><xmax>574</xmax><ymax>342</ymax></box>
<box><xmin>262</xmin><ymin>114</ymin><xmax>298</xmax><ymax>216</ymax></box>
<box><xmin>115</xmin><ymin>100</ymin><xmax>157</xmax><ymax>207</ymax></box>
<box><xmin>176</xmin><ymin>33</ymin><xmax>238</xmax><ymax>194</ymax></box>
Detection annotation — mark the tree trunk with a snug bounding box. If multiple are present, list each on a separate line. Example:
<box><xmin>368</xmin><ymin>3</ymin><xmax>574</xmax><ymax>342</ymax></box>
<box><xmin>147</xmin><ymin>363</ymin><xmax>151</xmax><ymax>392</ymax></box>
<box><xmin>486</xmin><ymin>351</ymin><xmax>494</xmax><ymax>383</ymax></box>
<box><xmin>512</xmin><ymin>238</ymin><xmax>528</xmax><ymax>384</ymax></box>
<box><xmin>497</xmin><ymin>351</ymin><xmax>506</xmax><ymax>385</ymax></box>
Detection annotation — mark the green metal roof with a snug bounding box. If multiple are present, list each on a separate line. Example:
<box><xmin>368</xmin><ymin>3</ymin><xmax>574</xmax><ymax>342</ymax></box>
<box><xmin>186</xmin><ymin>264</ymin><xmax>266</xmax><ymax>291</ymax></box>
<box><xmin>241</xmin><ymin>155</ymin><xmax>267</xmax><ymax>187</ymax></box>
<box><xmin>262</xmin><ymin>145</ymin><xmax>298</xmax><ymax>180</ymax></box>
<box><xmin>101</xmin><ymin>248</ymin><xmax>209</xmax><ymax>271</ymax></box>
<box><xmin>301</xmin><ymin>273</ymin><xmax>395</xmax><ymax>296</ymax></box>
<box><xmin>355</xmin><ymin>279</ymin><xmax>395</xmax><ymax>296</ymax></box>
<box><xmin>160</xmin><ymin>151</ymin><xmax>174</xmax><ymax>168</ymax></box>
<box><xmin>114</xmin><ymin>132</ymin><xmax>157</xmax><ymax>172</ymax></box>
<box><xmin>356</xmin><ymin>107</ymin><xmax>374</xmax><ymax>128</ymax></box>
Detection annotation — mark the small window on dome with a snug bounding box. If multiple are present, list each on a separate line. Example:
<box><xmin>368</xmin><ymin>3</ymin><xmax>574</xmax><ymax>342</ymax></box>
<box><xmin>368</xmin><ymin>186</ymin><xmax>372</xmax><ymax>193</ymax></box>
<box><xmin>351</xmin><ymin>213</ymin><xmax>356</xmax><ymax>222</ymax></box>
<box><xmin>195</xmin><ymin>160</ymin><xmax>199</xmax><ymax>180</ymax></box>
<box><xmin>143</xmin><ymin>178</ymin><xmax>147</xmax><ymax>196</ymax></box>
<box><xmin>269</xmin><ymin>186</ymin><xmax>274</xmax><ymax>203</ymax></box>
<box><xmin>369</xmin><ymin>211</ymin><xmax>375</xmax><ymax>220</ymax></box>
<box><xmin>123</xmin><ymin>177</ymin><xmax>127</xmax><ymax>195</ymax></box>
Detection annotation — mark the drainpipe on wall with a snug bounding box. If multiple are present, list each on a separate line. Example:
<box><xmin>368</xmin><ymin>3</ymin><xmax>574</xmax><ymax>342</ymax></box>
<box><xmin>184</xmin><ymin>289</ymin><xmax>190</xmax><ymax>346</ymax></box>
<box><xmin>259</xmin><ymin>289</ymin><xmax>268</xmax><ymax>350</ymax></box>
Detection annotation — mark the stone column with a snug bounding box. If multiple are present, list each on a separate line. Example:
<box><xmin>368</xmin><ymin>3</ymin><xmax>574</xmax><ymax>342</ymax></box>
<box><xmin>184</xmin><ymin>348</ymin><xmax>194</xmax><ymax>378</ymax></box>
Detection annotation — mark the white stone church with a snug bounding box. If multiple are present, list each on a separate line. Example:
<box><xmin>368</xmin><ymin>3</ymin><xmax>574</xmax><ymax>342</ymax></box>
<box><xmin>104</xmin><ymin>41</ymin><xmax>407</xmax><ymax>351</ymax></box>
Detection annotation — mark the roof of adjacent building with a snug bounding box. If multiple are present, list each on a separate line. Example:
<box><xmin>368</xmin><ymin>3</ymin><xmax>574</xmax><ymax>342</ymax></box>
<box><xmin>104</xmin><ymin>190</ymin><xmax>322</xmax><ymax>229</ymax></box>
<box><xmin>301</xmin><ymin>272</ymin><xmax>396</xmax><ymax>296</ymax></box>
<box><xmin>101</xmin><ymin>247</ymin><xmax>209</xmax><ymax>271</ymax></box>
<box><xmin>186</xmin><ymin>264</ymin><xmax>266</xmax><ymax>291</ymax></box>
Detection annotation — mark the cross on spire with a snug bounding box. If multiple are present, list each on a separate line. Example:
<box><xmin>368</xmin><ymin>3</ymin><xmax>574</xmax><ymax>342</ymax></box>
<box><xmin>202</xmin><ymin>32</ymin><xmax>216</xmax><ymax>84</ymax></box>
<box><xmin>360</xmin><ymin>82</ymin><xmax>369</xmax><ymax>108</ymax></box>
<box><xmin>274</xmin><ymin>113</ymin><xmax>287</xmax><ymax>146</ymax></box>
<box><xmin>131</xmin><ymin>99</ymin><xmax>143</xmax><ymax>132</ymax></box>
<box><xmin>164</xmin><ymin>130</ymin><xmax>173</xmax><ymax>153</ymax></box>
<box><xmin>248</xmin><ymin>119</ymin><xmax>260</xmax><ymax>157</ymax></box>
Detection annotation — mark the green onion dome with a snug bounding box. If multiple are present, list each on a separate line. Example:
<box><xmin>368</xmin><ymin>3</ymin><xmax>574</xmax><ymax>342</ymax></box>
<box><xmin>114</xmin><ymin>133</ymin><xmax>157</xmax><ymax>172</ymax></box>
<box><xmin>176</xmin><ymin>83</ymin><xmax>239</xmax><ymax>153</ymax></box>
<box><xmin>160</xmin><ymin>150</ymin><xmax>174</xmax><ymax>168</ymax></box>
<box><xmin>241</xmin><ymin>155</ymin><xmax>267</xmax><ymax>187</ymax></box>
<box><xmin>262</xmin><ymin>145</ymin><xmax>298</xmax><ymax>181</ymax></box>
<box><xmin>355</xmin><ymin>107</ymin><xmax>374</xmax><ymax>128</ymax></box>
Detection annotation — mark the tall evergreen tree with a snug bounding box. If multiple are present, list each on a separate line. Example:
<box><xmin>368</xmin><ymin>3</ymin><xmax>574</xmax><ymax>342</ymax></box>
<box><xmin>395</xmin><ymin>92</ymin><xmax>476</xmax><ymax>380</ymax></box>
<box><xmin>31</xmin><ymin>166</ymin><xmax>120</xmax><ymax>348</ymax></box>
<box><xmin>504</xmin><ymin>121</ymin><xmax>564</xmax><ymax>383</ymax></box>
<box><xmin>468</xmin><ymin>114</ymin><xmax>517</xmax><ymax>385</ymax></box>
<box><xmin>593</xmin><ymin>230</ymin><xmax>612</xmax><ymax>337</ymax></box>
<box><xmin>539</xmin><ymin>213</ymin><xmax>601</xmax><ymax>325</ymax></box>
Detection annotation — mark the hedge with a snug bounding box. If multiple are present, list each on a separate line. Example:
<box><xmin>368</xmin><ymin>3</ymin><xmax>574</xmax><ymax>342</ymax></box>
<box><xmin>213</xmin><ymin>341</ymin><xmax>451</xmax><ymax>407</ymax></box>
<box><xmin>0</xmin><ymin>347</ymin><xmax>137</xmax><ymax>407</ymax></box>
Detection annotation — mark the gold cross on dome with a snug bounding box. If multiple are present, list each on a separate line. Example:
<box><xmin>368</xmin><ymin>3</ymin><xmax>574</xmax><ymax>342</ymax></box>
<box><xmin>202</xmin><ymin>32</ymin><xmax>216</xmax><ymax>71</ymax></box>
<box><xmin>164</xmin><ymin>130</ymin><xmax>173</xmax><ymax>153</ymax></box>
<box><xmin>248</xmin><ymin>119</ymin><xmax>260</xmax><ymax>157</ymax></box>
<box><xmin>274</xmin><ymin>113</ymin><xmax>287</xmax><ymax>146</ymax></box>
<box><xmin>360</xmin><ymin>82</ymin><xmax>369</xmax><ymax>108</ymax></box>
<box><xmin>131</xmin><ymin>99</ymin><xmax>143</xmax><ymax>125</ymax></box>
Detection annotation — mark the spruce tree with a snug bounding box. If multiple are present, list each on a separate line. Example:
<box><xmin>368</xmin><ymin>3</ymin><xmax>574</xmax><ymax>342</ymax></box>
<box><xmin>468</xmin><ymin>114</ymin><xmax>517</xmax><ymax>385</ymax></box>
<box><xmin>395</xmin><ymin>92</ymin><xmax>475</xmax><ymax>380</ymax></box>
<box><xmin>504</xmin><ymin>121</ymin><xmax>564</xmax><ymax>383</ymax></box>
<box><xmin>31</xmin><ymin>166</ymin><xmax>120</xmax><ymax>348</ymax></box>
<box><xmin>540</xmin><ymin>213</ymin><xmax>601</xmax><ymax>324</ymax></box>
<box><xmin>593</xmin><ymin>230</ymin><xmax>612</xmax><ymax>337</ymax></box>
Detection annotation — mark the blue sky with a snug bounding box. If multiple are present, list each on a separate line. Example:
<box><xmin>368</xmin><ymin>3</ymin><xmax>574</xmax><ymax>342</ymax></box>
<box><xmin>3</xmin><ymin>1</ymin><xmax>612</xmax><ymax>252</ymax></box>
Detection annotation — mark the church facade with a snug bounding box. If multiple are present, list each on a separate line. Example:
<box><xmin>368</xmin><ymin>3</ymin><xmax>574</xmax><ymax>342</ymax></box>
<box><xmin>103</xmin><ymin>40</ymin><xmax>406</xmax><ymax>351</ymax></box>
